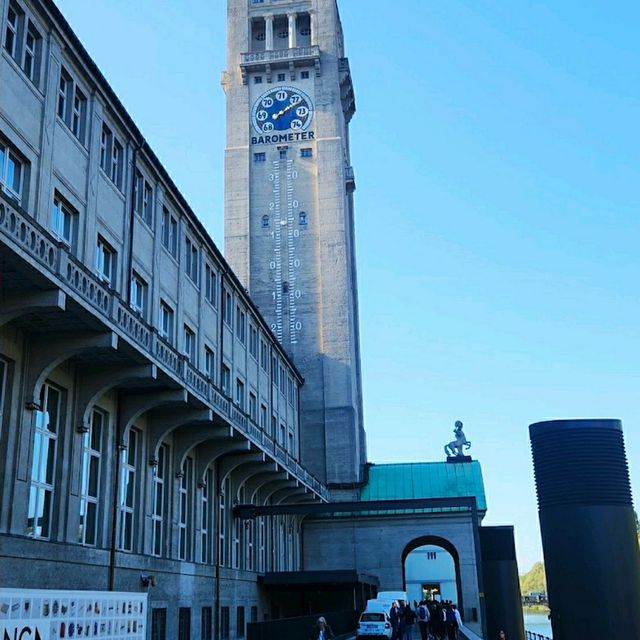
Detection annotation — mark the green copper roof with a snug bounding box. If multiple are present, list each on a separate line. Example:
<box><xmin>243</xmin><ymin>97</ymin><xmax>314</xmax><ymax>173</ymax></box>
<box><xmin>360</xmin><ymin>461</ymin><xmax>487</xmax><ymax>513</ymax></box>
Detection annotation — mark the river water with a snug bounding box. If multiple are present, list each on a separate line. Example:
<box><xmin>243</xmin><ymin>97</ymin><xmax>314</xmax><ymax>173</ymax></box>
<box><xmin>523</xmin><ymin>612</ymin><xmax>553</xmax><ymax>638</ymax></box>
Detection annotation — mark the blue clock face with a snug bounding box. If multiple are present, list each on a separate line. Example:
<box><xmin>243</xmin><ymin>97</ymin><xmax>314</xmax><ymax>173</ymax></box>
<box><xmin>252</xmin><ymin>86</ymin><xmax>314</xmax><ymax>134</ymax></box>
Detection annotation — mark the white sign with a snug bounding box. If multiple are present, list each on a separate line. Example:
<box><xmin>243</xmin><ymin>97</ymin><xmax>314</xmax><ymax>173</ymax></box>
<box><xmin>0</xmin><ymin>589</ymin><xmax>147</xmax><ymax>640</ymax></box>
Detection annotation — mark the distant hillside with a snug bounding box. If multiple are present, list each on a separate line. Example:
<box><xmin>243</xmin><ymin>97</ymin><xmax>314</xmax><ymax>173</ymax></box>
<box><xmin>520</xmin><ymin>562</ymin><xmax>546</xmax><ymax>595</ymax></box>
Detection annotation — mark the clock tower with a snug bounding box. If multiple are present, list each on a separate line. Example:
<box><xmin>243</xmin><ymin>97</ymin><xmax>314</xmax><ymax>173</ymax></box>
<box><xmin>223</xmin><ymin>0</ymin><xmax>366</xmax><ymax>487</ymax></box>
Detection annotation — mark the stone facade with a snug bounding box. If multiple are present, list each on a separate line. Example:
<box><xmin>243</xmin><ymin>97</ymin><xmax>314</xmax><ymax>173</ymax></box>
<box><xmin>223</xmin><ymin>0</ymin><xmax>366</xmax><ymax>487</ymax></box>
<box><xmin>0</xmin><ymin>0</ymin><xmax>327</xmax><ymax>637</ymax></box>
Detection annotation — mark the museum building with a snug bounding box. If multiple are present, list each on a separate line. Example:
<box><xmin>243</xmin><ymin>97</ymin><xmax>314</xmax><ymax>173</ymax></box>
<box><xmin>0</xmin><ymin>1</ymin><xmax>521</xmax><ymax>639</ymax></box>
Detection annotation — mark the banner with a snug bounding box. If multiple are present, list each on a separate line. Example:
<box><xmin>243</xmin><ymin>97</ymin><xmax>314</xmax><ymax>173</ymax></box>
<box><xmin>0</xmin><ymin>589</ymin><xmax>147</xmax><ymax>640</ymax></box>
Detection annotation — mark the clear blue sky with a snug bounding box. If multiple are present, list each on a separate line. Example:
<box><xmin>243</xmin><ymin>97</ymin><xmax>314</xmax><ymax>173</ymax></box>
<box><xmin>56</xmin><ymin>0</ymin><xmax>640</xmax><ymax>572</ymax></box>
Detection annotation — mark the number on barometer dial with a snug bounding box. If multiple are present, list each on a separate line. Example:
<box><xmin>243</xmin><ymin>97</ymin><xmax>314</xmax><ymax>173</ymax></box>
<box><xmin>266</xmin><ymin>163</ymin><xmax>304</xmax><ymax>345</ymax></box>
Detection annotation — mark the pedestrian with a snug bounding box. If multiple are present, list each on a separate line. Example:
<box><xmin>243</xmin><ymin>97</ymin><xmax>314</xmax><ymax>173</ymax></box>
<box><xmin>451</xmin><ymin>605</ymin><xmax>462</xmax><ymax>639</ymax></box>
<box><xmin>390</xmin><ymin>601</ymin><xmax>401</xmax><ymax>640</ymax></box>
<box><xmin>417</xmin><ymin>600</ymin><xmax>430</xmax><ymax>640</ymax></box>
<box><xmin>498</xmin><ymin>632</ymin><xmax>507</xmax><ymax>640</ymax></box>
<box><xmin>443</xmin><ymin>604</ymin><xmax>458</xmax><ymax>640</ymax></box>
<box><xmin>403</xmin><ymin>603</ymin><xmax>417</xmax><ymax>640</ymax></box>
<box><xmin>309</xmin><ymin>616</ymin><xmax>334</xmax><ymax>640</ymax></box>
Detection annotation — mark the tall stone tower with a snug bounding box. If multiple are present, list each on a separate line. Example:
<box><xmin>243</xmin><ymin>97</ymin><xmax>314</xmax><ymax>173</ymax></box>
<box><xmin>223</xmin><ymin>0</ymin><xmax>366</xmax><ymax>486</ymax></box>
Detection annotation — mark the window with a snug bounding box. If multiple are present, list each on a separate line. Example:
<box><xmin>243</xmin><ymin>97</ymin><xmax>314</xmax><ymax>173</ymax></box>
<box><xmin>287</xmin><ymin>377</ymin><xmax>294</xmax><ymax>404</ymax></box>
<box><xmin>159</xmin><ymin>301</ymin><xmax>174</xmax><ymax>343</ymax></box>
<box><xmin>161</xmin><ymin>207</ymin><xmax>178</xmax><ymax>257</ymax></box>
<box><xmin>218</xmin><ymin>479</ymin><xmax>227</xmax><ymax>567</ymax></box>
<box><xmin>151</xmin><ymin>444</ymin><xmax>168</xmax><ymax>557</ymax></box>
<box><xmin>253</xmin><ymin>152</ymin><xmax>266</xmax><ymax>162</ymax></box>
<box><xmin>151</xmin><ymin>608</ymin><xmax>167</xmax><ymax>640</ymax></box>
<box><xmin>201</xmin><ymin>469</ymin><xmax>213</xmax><ymax>564</ymax></box>
<box><xmin>271</xmin><ymin>356</ymin><xmax>278</xmax><ymax>384</ymax></box>
<box><xmin>0</xmin><ymin>138</ymin><xmax>24</xmax><ymax>202</ymax></box>
<box><xmin>236</xmin><ymin>306</ymin><xmax>246</xmax><ymax>344</ymax></box>
<box><xmin>279</xmin><ymin>149</ymin><xmax>287</xmax><ymax>160</ymax></box>
<box><xmin>99</xmin><ymin>123</ymin><xmax>123</xmax><ymax>189</ymax></box>
<box><xmin>4</xmin><ymin>4</ymin><xmax>19</xmax><ymax>59</ymax></box>
<box><xmin>253</xmin><ymin>76</ymin><xmax>262</xmax><ymax>84</ymax></box>
<box><xmin>204</xmin><ymin>346</ymin><xmax>215</xmax><ymax>380</ymax></box>
<box><xmin>279</xmin><ymin>366</ymin><xmax>286</xmax><ymax>394</ymax></box>
<box><xmin>277</xmin><ymin>73</ymin><xmax>285</xmax><ymax>82</ymax></box>
<box><xmin>23</xmin><ymin>22</ymin><xmax>40</xmax><ymax>83</ymax></box>
<box><xmin>299</xmin><ymin>211</ymin><xmax>307</xmax><ymax>225</ymax></box>
<box><xmin>280</xmin><ymin>423</ymin><xmax>286</xmax><ymax>446</ymax></box>
<box><xmin>300</xmin><ymin>148</ymin><xmax>313</xmax><ymax>158</ymax></box>
<box><xmin>27</xmin><ymin>383</ymin><xmax>60</xmax><ymax>539</ymax></box>
<box><xmin>271</xmin><ymin>416</ymin><xmax>277</xmax><ymax>438</ymax></box>
<box><xmin>258</xmin><ymin>517</ymin><xmax>265</xmax><ymax>572</ymax></box>
<box><xmin>221</xmin><ymin>607</ymin><xmax>230</xmax><ymax>640</ymax></box>
<box><xmin>134</xmin><ymin>169</ymin><xmax>153</xmax><ymax>225</ymax></box>
<box><xmin>288</xmin><ymin>432</ymin><xmax>294</xmax><ymax>454</ymax></box>
<box><xmin>178</xmin><ymin>457</ymin><xmax>193</xmax><ymax>561</ymax></box>
<box><xmin>236</xmin><ymin>607</ymin><xmax>245</xmax><ymax>639</ymax></box>
<box><xmin>0</xmin><ymin>359</ymin><xmax>7</xmax><ymax>426</ymax></box>
<box><xmin>260</xmin><ymin>404</ymin><xmax>267</xmax><ymax>431</ymax></box>
<box><xmin>260</xmin><ymin>340</ymin><xmax>268</xmax><ymax>371</ymax></box>
<box><xmin>222</xmin><ymin>289</ymin><xmax>233</xmax><ymax>327</ymax></box>
<box><xmin>58</xmin><ymin>67</ymin><xmax>87</xmax><ymax>144</ymax></box>
<box><xmin>79</xmin><ymin>408</ymin><xmax>104</xmax><ymax>546</ymax></box>
<box><xmin>178</xmin><ymin>608</ymin><xmax>191</xmax><ymax>640</ymax></box>
<box><xmin>249</xmin><ymin>324</ymin><xmax>258</xmax><ymax>359</ymax></box>
<box><xmin>235</xmin><ymin>378</ymin><xmax>245</xmax><ymax>411</ymax></box>
<box><xmin>301</xmin><ymin>70</ymin><xmax>310</xmax><ymax>79</ymax></box>
<box><xmin>119</xmin><ymin>428</ymin><xmax>138</xmax><ymax>551</ymax></box>
<box><xmin>184</xmin><ymin>325</ymin><xmax>196</xmax><ymax>364</ymax></box>
<box><xmin>4</xmin><ymin>5</ymin><xmax>41</xmax><ymax>86</ymax></box>
<box><xmin>185</xmin><ymin>236</ymin><xmax>199</xmax><ymax>284</ymax></box>
<box><xmin>129</xmin><ymin>273</ymin><xmax>147</xmax><ymax>316</ymax></box>
<box><xmin>95</xmin><ymin>236</ymin><xmax>116</xmax><ymax>286</ymax></box>
<box><xmin>201</xmin><ymin>607</ymin><xmax>213</xmax><ymax>640</ymax></box>
<box><xmin>261</xmin><ymin>215</ymin><xmax>270</xmax><ymax>228</ymax></box>
<box><xmin>427</xmin><ymin>551</ymin><xmax>437</xmax><ymax>560</ymax></box>
<box><xmin>249</xmin><ymin>393</ymin><xmax>257</xmax><ymax>423</ymax></box>
<box><xmin>51</xmin><ymin>194</ymin><xmax>76</xmax><ymax>245</ymax></box>
<box><xmin>205</xmin><ymin>264</ymin><xmax>217</xmax><ymax>305</ymax></box>
<box><xmin>221</xmin><ymin>364</ymin><xmax>231</xmax><ymax>396</ymax></box>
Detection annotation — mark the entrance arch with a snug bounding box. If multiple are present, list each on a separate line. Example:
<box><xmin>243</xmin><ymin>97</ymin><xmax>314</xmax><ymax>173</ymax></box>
<box><xmin>401</xmin><ymin>536</ymin><xmax>463</xmax><ymax>612</ymax></box>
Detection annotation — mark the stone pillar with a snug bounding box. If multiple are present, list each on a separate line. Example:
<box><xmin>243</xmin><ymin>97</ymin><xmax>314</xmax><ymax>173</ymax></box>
<box><xmin>288</xmin><ymin>13</ymin><xmax>297</xmax><ymax>49</ymax></box>
<box><xmin>265</xmin><ymin>15</ymin><xmax>274</xmax><ymax>51</ymax></box>
<box><xmin>310</xmin><ymin>11</ymin><xmax>317</xmax><ymax>46</ymax></box>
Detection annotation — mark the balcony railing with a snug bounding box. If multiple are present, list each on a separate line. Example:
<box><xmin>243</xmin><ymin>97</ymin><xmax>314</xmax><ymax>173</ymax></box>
<box><xmin>0</xmin><ymin>192</ymin><xmax>329</xmax><ymax>501</ymax></box>
<box><xmin>241</xmin><ymin>45</ymin><xmax>320</xmax><ymax>66</ymax></box>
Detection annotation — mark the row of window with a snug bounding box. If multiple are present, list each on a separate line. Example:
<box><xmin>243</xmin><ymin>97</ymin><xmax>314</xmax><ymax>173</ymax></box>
<box><xmin>18</xmin><ymin>376</ymin><xmax>300</xmax><ymax>572</ymax></box>
<box><xmin>151</xmin><ymin>604</ymin><xmax>258</xmax><ymax>640</ymax></box>
<box><xmin>253</xmin><ymin>148</ymin><xmax>312</xmax><ymax>161</ymax></box>
<box><xmin>254</xmin><ymin>70</ymin><xmax>310</xmax><ymax>84</ymax></box>
<box><xmin>4</xmin><ymin>1</ymin><xmax>41</xmax><ymax>88</ymax></box>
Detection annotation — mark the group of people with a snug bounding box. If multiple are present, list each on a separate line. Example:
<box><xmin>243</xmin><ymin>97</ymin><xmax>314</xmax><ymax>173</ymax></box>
<box><xmin>389</xmin><ymin>599</ymin><xmax>463</xmax><ymax>640</ymax></box>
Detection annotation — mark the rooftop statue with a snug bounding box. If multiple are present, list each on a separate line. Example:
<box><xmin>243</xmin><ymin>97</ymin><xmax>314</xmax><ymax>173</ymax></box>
<box><xmin>445</xmin><ymin>420</ymin><xmax>471</xmax><ymax>458</ymax></box>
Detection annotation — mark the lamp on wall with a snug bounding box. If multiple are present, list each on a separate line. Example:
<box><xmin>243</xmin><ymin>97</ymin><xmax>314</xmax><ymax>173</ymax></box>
<box><xmin>140</xmin><ymin>573</ymin><xmax>157</xmax><ymax>588</ymax></box>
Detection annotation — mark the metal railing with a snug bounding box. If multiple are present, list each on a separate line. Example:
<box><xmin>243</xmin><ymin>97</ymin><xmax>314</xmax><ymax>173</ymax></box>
<box><xmin>526</xmin><ymin>631</ymin><xmax>552</xmax><ymax>640</ymax></box>
<box><xmin>241</xmin><ymin>45</ymin><xmax>320</xmax><ymax>65</ymax></box>
<box><xmin>0</xmin><ymin>193</ymin><xmax>329</xmax><ymax>501</ymax></box>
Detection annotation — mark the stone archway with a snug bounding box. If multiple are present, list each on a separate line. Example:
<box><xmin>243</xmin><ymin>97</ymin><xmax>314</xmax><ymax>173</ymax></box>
<box><xmin>401</xmin><ymin>536</ymin><xmax>463</xmax><ymax>612</ymax></box>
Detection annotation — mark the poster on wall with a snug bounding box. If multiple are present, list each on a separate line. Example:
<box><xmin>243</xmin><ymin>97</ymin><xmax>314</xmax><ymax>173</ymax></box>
<box><xmin>0</xmin><ymin>589</ymin><xmax>147</xmax><ymax>640</ymax></box>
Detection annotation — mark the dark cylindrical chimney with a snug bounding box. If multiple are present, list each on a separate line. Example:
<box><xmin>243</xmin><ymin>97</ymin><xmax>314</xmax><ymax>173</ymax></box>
<box><xmin>530</xmin><ymin>419</ymin><xmax>640</xmax><ymax>640</ymax></box>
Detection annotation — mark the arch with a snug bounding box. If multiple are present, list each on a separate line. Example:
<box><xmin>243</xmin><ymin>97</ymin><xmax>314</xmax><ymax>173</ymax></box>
<box><xmin>401</xmin><ymin>535</ymin><xmax>463</xmax><ymax>613</ymax></box>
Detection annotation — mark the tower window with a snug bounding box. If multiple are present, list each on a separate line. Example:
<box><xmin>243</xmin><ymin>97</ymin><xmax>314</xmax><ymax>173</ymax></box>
<box><xmin>277</xmin><ymin>31</ymin><xmax>288</xmax><ymax>39</ymax></box>
<box><xmin>279</xmin><ymin>149</ymin><xmax>287</xmax><ymax>160</ymax></box>
<box><xmin>300</xmin><ymin>28</ymin><xmax>311</xmax><ymax>36</ymax></box>
<box><xmin>254</xmin><ymin>76</ymin><xmax>263</xmax><ymax>85</ymax></box>
<box><xmin>300</xmin><ymin>148</ymin><xmax>313</xmax><ymax>158</ymax></box>
<box><xmin>299</xmin><ymin>212</ymin><xmax>307</xmax><ymax>225</ymax></box>
<box><xmin>254</xmin><ymin>152</ymin><xmax>266</xmax><ymax>162</ymax></box>
<box><xmin>277</xmin><ymin>73</ymin><xmax>285</xmax><ymax>82</ymax></box>
<box><xmin>261</xmin><ymin>215</ymin><xmax>270</xmax><ymax>228</ymax></box>
<box><xmin>255</xmin><ymin>32</ymin><xmax>265</xmax><ymax>41</ymax></box>
<box><xmin>301</xmin><ymin>71</ymin><xmax>310</xmax><ymax>79</ymax></box>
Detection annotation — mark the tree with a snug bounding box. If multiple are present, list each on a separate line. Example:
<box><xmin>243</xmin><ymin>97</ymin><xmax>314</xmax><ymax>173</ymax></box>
<box><xmin>520</xmin><ymin>562</ymin><xmax>546</xmax><ymax>595</ymax></box>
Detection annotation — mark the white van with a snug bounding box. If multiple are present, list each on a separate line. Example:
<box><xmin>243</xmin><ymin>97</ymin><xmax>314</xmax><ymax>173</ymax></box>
<box><xmin>357</xmin><ymin>601</ymin><xmax>392</xmax><ymax>639</ymax></box>
<box><xmin>374</xmin><ymin>591</ymin><xmax>408</xmax><ymax>612</ymax></box>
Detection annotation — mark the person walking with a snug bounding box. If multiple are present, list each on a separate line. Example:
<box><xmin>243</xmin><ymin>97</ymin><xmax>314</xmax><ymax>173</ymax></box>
<box><xmin>417</xmin><ymin>601</ymin><xmax>430</xmax><ymax>640</ymax></box>
<box><xmin>308</xmin><ymin>616</ymin><xmax>334</xmax><ymax>640</ymax></box>
<box><xmin>390</xmin><ymin>601</ymin><xmax>402</xmax><ymax>640</ymax></box>
<box><xmin>403</xmin><ymin>603</ymin><xmax>417</xmax><ymax>640</ymax></box>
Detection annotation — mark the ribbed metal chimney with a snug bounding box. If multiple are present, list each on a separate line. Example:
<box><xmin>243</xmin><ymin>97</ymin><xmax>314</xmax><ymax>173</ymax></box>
<box><xmin>530</xmin><ymin>419</ymin><xmax>640</xmax><ymax>640</ymax></box>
